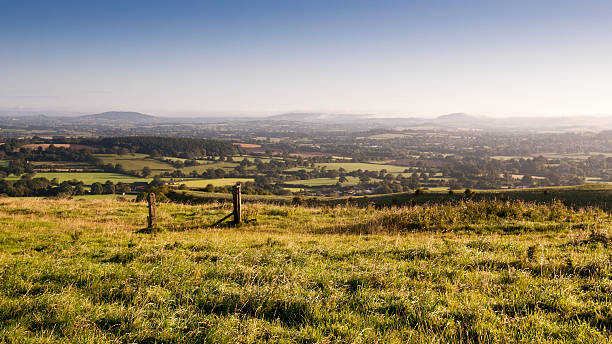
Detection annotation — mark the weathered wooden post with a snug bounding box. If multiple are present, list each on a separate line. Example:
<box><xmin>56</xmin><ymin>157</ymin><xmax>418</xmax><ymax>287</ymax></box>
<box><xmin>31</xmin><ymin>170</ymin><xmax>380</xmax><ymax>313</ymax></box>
<box><xmin>148</xmin><ymin>192</ymin><xmax>157</xmax><ymax>228</ymax></box>
<box><xmin>232</xmin><ymin>183</ymin><xmax>242</xmax><ymax>224</ymax></box>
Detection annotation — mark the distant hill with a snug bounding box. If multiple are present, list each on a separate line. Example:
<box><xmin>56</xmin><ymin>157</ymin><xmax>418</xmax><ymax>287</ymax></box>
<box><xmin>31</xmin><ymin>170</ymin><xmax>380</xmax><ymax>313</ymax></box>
<box><xmin>432</xmin><ymin>113</ymin><xmax>488</xmax><ymax>128</ymax></box>
<box><xmin>266</xmin><ymin>112</ymin><xmax>493</xmax><ymax>129</ymax></box>
<box><xmin>79</xmin><ymin>111</ymin><xmax>156</xmax><ymax>122</ymax></box>
<box><xmin>2</xmin><ymin>109</ymin><xmax>610</xmax><ymax>132</ymax></box>
<box><xmin>267</xmin><ymin>113</ymin><xmax>371</xmax><ymax>122</ymax></box>
<box><xmin>437</xmin><ymin>113</ymin><xmax>472</xmax><ymax>121</ymax></box>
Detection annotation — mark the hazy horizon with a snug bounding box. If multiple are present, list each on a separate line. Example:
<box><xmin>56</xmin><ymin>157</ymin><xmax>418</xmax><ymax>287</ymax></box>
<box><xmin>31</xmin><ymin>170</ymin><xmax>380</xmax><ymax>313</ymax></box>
<box><xmin>3</xmin><ymin>108</ymin><xmax>612</xmax><ymax>121</ymax></box>
<box><xmin>2</xmin><ymin>1</ymin><xmax>612</xmax><ymax>118</ymax></box>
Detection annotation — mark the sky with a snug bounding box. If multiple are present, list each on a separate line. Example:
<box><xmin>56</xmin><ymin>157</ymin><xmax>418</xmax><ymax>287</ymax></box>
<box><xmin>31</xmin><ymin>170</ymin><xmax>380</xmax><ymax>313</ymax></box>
<box><xmin>1</xmin><ymin>0</ymin><xmax>612</xmax><ymax>118</ymax></box>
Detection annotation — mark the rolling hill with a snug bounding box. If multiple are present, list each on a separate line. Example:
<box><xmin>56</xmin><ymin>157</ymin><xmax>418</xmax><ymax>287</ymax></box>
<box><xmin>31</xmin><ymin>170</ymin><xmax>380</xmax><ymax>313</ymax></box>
<box><xmin>78</xmin><ymin>111</ymin><xmax>157</xmax><ymax>122</ymax></box>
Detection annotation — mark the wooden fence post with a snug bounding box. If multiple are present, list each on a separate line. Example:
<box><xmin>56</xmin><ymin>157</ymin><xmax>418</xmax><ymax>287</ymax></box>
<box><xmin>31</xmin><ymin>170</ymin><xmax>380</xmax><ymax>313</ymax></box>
<box><xmin>232</xmin><ymin>183</ymin><xmax>242</xmax><ymax>224</ymax></box>
<box><xmin>148</xmin><ymin>192</ymin><xmax>157</xmax><ymax>228</ymax></box>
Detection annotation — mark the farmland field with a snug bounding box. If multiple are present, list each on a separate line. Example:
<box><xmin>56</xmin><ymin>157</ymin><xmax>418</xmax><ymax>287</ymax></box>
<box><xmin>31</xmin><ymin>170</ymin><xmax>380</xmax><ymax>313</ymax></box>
<box><xmin>29</xmin><ymin>161</ymin><xmax>91</xmax><ymax>168</ymax></box>
<box><xmin>6</xmin><ymin>172</ymin><xmax>150</xmax><ymax>185</ymax></box>
<box><xmin>180</xmin><ymin>162</ymin><xmax>239</xmax><ymax>174</ymax></box>
<box><xmin>162</xmin><ymin>157</ymin><xmax>211</xmax><ymax>164</ymax></box>
<box><xmin>179</xmin><ymin>184</ymin><xmax>612</xmax><ymax>212</ymax></box>
<box><xmin>586</xmin><ymin>177</ymin><xmax>612</xmax><ymax>184</ymax></box>
<box><xmin>173</xmin><ymin>178</ymin><xmax>254</xmax><ymax>188</ymax></box>
<box><xmin>72</xmin><ymin>194</ymin><xmax>138</xmax><ymax>200</ymax></box>
<box><xmin>284</xmin><ymin>176</ymin><xmax>360</xmax><ymax>187</ymax></box>
<box><xmin>315</xmin><ymin>162</ymin><xmax>408</xmax><ymax>173</ymax></box>
<box><xmin>367</xmin><ymin>133</ymin><xmax>408</xmax><ymax>139</ymax></box>
<box><xmin>95</xmin><ymin>154</ymin><xmax>175</xmax><ymax>172</ymax></box>
<box><xmin>0</xmin><ymin>198</ymin><xmax>610</xmax><ymax>343</ymax></box>
<box><xmin>232</xmin><ymin>156</ymin><xmax>276</xmax><ymax>163</ymax></box>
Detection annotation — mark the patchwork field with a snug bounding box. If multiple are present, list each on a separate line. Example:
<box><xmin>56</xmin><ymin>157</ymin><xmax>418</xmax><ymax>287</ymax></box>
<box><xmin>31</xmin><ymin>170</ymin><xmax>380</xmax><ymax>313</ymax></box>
<box><xmin>315</xmin><ymin>162</ymin><xmax>408</xmax><ymax>173</ymax></box>
<box><xmin>180</xmin><ymin>162</ymin><xmax>240</xmax><ymax>174</ymax></box>
<box><xmin>173</xmin><ymin>178</ymin><xmax>255</xmax><ymax>188</ymax></box>
<box><xmin>6</xmin><ymin>172</ymin><xmax>150</xmax><ymax>185</ymax></box>
<box><xmin>0</xmin><ymin>198</ymin><xmax>610</xmax><ymax>343</ymax></box>
<box><xmin>284</xmin><ymin>176</ymin><xmax>361</xmax><ymax>187</ymax></box>
<box><xmin>94</xmin><ymin>154</ymin><xmax>175</xmax><ymax>172</ymax></box>
<box><xmin>367</xmin><ymin>133</ymin><xmax>409</xmax><ymax>139</ymax></box>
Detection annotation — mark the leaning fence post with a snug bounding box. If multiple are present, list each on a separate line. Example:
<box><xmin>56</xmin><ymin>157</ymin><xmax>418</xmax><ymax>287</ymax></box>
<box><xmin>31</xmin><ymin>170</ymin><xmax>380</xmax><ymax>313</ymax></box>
<box><xmin>232</xmin><ymin>183</ymin><xmax>242</xmax><ymax>224</ymax></box>
<box><xmin>148</xmin><ymin>192</ymin><xmax>157</xmax><ymax>228</ymax></box>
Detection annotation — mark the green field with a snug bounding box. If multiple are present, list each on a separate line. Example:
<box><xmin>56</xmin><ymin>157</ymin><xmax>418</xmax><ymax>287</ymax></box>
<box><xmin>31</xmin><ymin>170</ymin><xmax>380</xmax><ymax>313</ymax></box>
<box><xmin>177</xmin><ymin>190</ymin><xmax>294</xmax><ymax>203</ymax></box>
<box><xmin>6</xmin><ymin>172</ymin><xmax>150</xmax><ymax>185</ymax></box>
<box><xmin>367</xmin><ymin>133</ymin><xmax>408</xmax><ymax>139</ymax></box>
<box><xmin>585</xmin><ymin>177</ymin><xmax>612</xmax><ymax>184</ymax></box>
<box><xmin>284</xmin><ymin>176</ymin><xmax>361</xmax><ymax>187</ymax></box>
<box><xmin>176</xmin><ymin>184</ymin><xmax>612</xmax><ymax>213</ymax></box>
<box><xmin>162</xmin><ymin>157</ymin><xmax>212</xmax><ymax>164</ymax></box>
<box><xmin>0</xmin><ymin>198</ymin><xmax>610</xmax><ymax>342</ymax></box>
<box><xmin>492</xmin><ymin>152</ymin><xmax>612</xmax><ymax>161</ymax></box>
<box><xmin>95</xmin><ymin>154</ymin><xmax>175</xmax><ymax>172</ymax></box>
<box><xmin>345</xmin><ymin>184</ymin><xmax>612</xmax><ymax>211</ymax></box>
<box><xmin>180</xmin><ymin>161</ymin><xmax>240</xmax><ymax>174</ymax></box>
<box><xmin>174</xmin><ymin>178</ymin><xmax>254</xmax><ymax>188</ymax></box>
<box><xmin>284</xmin><ymin>167</ymin><xmax>315</xmax><ymax>172</ymax></box>
<box><xmin>71</xmin><ymin>194</ymin><xmax>138</xmax><ymax>200</ymax></box>
<box><xmin>315</xmin><ymin>162</ymin><xmax>408</xmax><ymax>173</ymax></box>
<box><xmin>232</xmin><ymin>156</ymin><xmax>276</xmax><ymax>163</ymax></box>
<box><xmin>285</xmin><ymin>187</ymin><xmax>305</xmax><ymax>193</ymax></box>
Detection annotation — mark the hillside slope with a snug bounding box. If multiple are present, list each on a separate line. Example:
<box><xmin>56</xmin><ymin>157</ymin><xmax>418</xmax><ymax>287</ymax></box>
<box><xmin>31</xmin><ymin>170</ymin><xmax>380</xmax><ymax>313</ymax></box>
<box><xmin>0</xmin><ymin>198</ymin><xmax>610</xmax><ymax>343</ymax></box>
<box><xmin>78</xmin><ymin>111</ymin><xmax>157</xmax><ymax>122</ymax></box>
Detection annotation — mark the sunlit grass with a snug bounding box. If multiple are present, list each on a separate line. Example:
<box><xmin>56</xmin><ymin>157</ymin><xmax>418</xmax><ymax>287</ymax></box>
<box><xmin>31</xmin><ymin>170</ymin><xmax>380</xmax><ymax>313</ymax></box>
<box><xmin>94</xmin><ymin>153</ymin><xmax>175</xmax><ymax>171</ymax></box>
<box><xmin>176</xmin><ymin>178</ymin><xmax>254</xmax><ymax>188</ymax></box>
<box><xmin>0</xmin><ymin>198</ymin><xmax>610</xmax><ymax>343</ymax></box>
<box><xmin>6</xmin><ymin>172</ymin><xmax>151</xmax><ymax>185</ymax></box>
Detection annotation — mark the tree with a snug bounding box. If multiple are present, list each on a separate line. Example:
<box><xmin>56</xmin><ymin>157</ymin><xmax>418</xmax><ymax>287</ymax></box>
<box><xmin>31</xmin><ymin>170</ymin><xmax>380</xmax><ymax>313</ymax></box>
<box><xmin>91</xmin><ymin>182</ymin><xmax>103</xmax><ymax>195</ymax></box>
<box><xmin>74</xmin><ymin>185</ymin><xmax>86</xmax><ymax>195</ymax></box>
<box><xmin>116</xmin><ymin>183</ymin><xmax>131</xmax><ymax>194</ymax></box>
<box><xmin>521</xmin><ymin>175</ymin><xmax>534</xmax><ymax>187</ymax></box>
<box><xmin>103</xmin><ymin>181</ymin><xmax>116</xmax><ymax>194</ymax></box>
<box><xmin>142</xmin><ymin>166</ymin><xmax>152</xmax><ymax>177</ymax></box>
<box><xmin>150</xmin><ymin>176</ymin><xmax>164</xmax><ymax>187</ymax></box>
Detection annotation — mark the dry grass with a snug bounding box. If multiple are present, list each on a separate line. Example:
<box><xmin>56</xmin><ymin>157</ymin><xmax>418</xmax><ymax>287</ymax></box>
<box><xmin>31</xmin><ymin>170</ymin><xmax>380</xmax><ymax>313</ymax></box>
<box><xmin>0</xmin><ymin>198</ymin><xmax>610</xmax><ymax>343</ymax></box>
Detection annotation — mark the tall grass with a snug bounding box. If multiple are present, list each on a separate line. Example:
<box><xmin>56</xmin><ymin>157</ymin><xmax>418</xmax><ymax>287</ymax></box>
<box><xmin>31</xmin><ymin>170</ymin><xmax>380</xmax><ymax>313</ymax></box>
<box><xmin>325</xmin><ymin>200</ymin><xmax>609</xmax><ymax>234</ymax></box>
<box><xmin>0</xmin><ymin>198</ymin><xmax>610</xmax><ymax>343</ymax></box>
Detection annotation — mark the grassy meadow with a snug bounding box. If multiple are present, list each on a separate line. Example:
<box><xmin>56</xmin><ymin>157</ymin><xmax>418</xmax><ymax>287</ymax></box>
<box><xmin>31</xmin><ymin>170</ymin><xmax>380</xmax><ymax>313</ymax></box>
<box><xmin>94</xmin><ymin>154</ymin><xmax>175</xmax><ymax>172</ymax></box>
<box><xmin>315</xmin><ymin>163</ymin><xmax>408</xmax><ymax>173</ymax></box>
<box><xmin>0</xmin><ymin>197</ymin><xmax>611</xmax><ymax>343</ymax></box>
<box><xmin>180</xmin><ymin>162</ymin><xmax>240</xmax><ymax>175</ymax></box>
<box><xmin>348</xmin><ymin>184</ymin><xmax>612</xmax><ymax>212</ymax></box>
<box><xmin>284</xmin><ymin>176</ymin><xmax>360</xmax><ymax>187</ymax></box>
<box><xmin>6</xmin><ymin>172</ymin><xmax>152</xmax><ymax>185</ymax></box>
<box><xmin>175</xmin><ymin>178</ymin><xmax>255</xmax><ymax>188</ymax></box>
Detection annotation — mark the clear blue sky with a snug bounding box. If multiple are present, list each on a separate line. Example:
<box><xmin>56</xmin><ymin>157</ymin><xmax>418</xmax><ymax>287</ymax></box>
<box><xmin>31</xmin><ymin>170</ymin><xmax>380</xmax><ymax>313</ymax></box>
<box><xmin>1</xmin><ymin>0</ymin><xmax>611</xmax><ymax>117</ymax></box>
